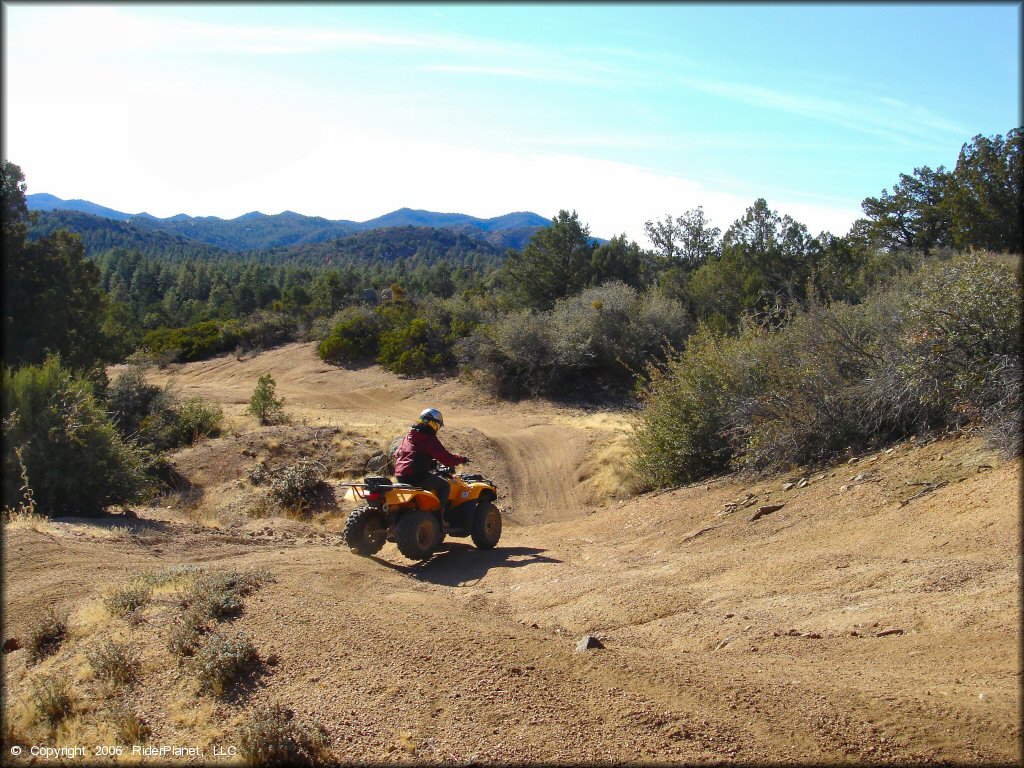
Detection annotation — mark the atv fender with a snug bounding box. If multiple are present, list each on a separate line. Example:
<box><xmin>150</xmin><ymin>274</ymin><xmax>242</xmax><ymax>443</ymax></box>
<box><xmin>384</xmin><ymin>487</ymin><xmax>441</xmax><ymax>512</ymax></box>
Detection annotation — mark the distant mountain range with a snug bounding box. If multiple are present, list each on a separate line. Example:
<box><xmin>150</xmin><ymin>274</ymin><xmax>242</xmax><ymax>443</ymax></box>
<box><xmin>26</xmin><ymin>194</ymin><xmax>551</xmax><ymax>254</ymax></box>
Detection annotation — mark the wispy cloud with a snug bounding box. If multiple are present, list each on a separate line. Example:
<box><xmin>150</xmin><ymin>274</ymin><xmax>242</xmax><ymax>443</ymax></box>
<box><xmin>8</xmin><ymin>6</ymin><xmax>490</xmax><ymax>57</ymax></box>
<box><xmin>421</xmin><ymin>63</ymin><xmax>609</xmax><ymax>87</ymax></box>
<box><xmin>8</xmin><ymin>5</ymin><xmax>631</xmax><ymax>87</ymax></box>
<box><xmin>673</xmin><ymin>72</ymin><xmax>967</xmax><ymax>146</ymax></box>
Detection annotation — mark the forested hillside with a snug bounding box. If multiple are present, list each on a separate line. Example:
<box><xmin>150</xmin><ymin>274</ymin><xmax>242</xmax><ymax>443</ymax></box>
<box><xmin>259</xmin><ymin>226</ymin><xmax>504</xmax><ymax>267</ymax></box>
<box><xmin>128</xmin><ymin>210</ymin><xmax>358</xmax><ymax>252</ymax></box>
<box><xmin>28</xmin><ymin>210</ymin><xmax>230</xmax><ymax>261</ymax></box>
<box><xmin>26</xmin><ymin>195</ymin><xmax>548</xmax><ymax>253</ymax></box>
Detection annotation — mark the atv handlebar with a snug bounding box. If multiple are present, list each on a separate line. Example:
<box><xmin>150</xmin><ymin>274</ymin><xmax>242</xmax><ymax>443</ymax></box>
<box><xmin>436</xmin><ymin>458</ymin><xmax>469</xmax><ymax>477</ymax></box>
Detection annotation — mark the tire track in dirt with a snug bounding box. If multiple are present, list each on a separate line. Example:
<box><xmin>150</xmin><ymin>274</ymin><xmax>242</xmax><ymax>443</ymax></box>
<box><xmin>474</xmin><ymin>419</ymin><xmax>590</xmax><ymax>524</ymax></box>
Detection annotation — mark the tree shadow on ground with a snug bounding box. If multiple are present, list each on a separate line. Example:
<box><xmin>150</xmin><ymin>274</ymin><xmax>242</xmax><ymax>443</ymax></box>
<box><xmin>158</xmin><ymin>465</ymin><xmax>205</xmax><ymax>511</ymax></box>
<box><xmin>371</xmin><ymin>544</ymin><xmax>562</xmax><ymax>586</ymax></box>
<box><xmin>51</xmin><ymin>510</ymin><xmax>173</xmax><ymax>535</ymax></box>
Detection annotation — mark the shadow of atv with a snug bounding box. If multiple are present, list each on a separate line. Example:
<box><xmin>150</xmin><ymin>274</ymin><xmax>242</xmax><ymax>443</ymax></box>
<box><xmin>370</xmin><ymin>544</ymin><xmax>561</xmax><ymax>586</ymax></box>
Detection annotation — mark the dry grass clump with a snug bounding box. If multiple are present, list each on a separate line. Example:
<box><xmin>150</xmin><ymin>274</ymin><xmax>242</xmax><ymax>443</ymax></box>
<box><xmin>243</xmin><ymin>425</ymin><xmax>377</xmax><ymax>512</ymax></box>
<box><xmin>140</xmin><ymin>564</ymin><xmax>203</xmax><ymax>591</ymax></box>
<box><xmin>238</xmin><ymin>702</ymin><xmax>328</xmax><ymax>766</ymax></box>
<box><xmin>86</xmin><ymin>638</ymin><xmax>140</xmax><ymax>692</ymax></box>
<box><xmin>27</xmin><ymin>608</ymin><xmax>68</xmax><ymax>663</ymax></box>
<box><xmin>3</xmin><ymin>447</ymin><xmax>35</xmax><ymax>509</ymax></box>
<box><xmin>29</xmin><ymin>674</ymin><xmax>74</xmax><ymax>725</ymax></box>
<box><xmin>194</xmin><ymin>631</ymin><xmax>259</xmax><ymax>697</ymax></box>
<box><xmin>186</xmin><ymin>579</ymin><xmax>242</xmax><ymax>621</ymax></box>
<box><xmin>107</xmin><ymin>697</ymin><xmax>151</xmax><ymax>744</ymax></box>
<box><xmin>2</xmin><ymin>447</ymin><xmax>49</xmax><ymax>531</ymax></box>
<box><xmin>104</xmin><ymin>582</ymin><xmax>152</xmax><ymax>623</ymax></box>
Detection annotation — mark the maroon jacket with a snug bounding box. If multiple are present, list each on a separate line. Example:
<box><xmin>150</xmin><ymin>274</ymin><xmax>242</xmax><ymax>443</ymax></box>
<box><xmin>394</xmin><ymin>424</ymin><xmax>465</xmax><ymax>479</ymax></box>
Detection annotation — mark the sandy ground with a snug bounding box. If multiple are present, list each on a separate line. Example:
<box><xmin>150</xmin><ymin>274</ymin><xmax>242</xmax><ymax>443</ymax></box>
<box><xmin>2</xmin><ymin>342</ymin><xmax>1020</xmax><ymax>764</ymax></box>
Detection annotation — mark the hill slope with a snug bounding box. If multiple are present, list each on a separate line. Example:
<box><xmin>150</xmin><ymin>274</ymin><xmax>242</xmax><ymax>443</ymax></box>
<box><xmin>24</xmin><ymin>192</ymin><xmax>136</xmax><ymax>220</ymax></box>
<box><xmin>27</xmin><ymin>209</ymin><xmax>231</xmax><ymax>261</ymax></box>
<box><xmin>27</xmin><ymin>194</ymin><xmax>549</xmax><ymax>253</ymax></box>
<box><xmin>2</xmin><ymin>343</ymin><xmax>1018</xmax><ymax>764</ymax></box>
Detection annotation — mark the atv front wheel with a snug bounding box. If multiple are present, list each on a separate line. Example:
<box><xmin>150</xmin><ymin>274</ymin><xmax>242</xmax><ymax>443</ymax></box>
<box><xmin>471</xmin><ymin>501</ymin><xmax>502</xmax><ymax>550</ymax></box>
<box><xmin>344</xmin><ymin>507</ymin><xmax>387</xmax><ymax>556</ymax></box>
<box><xmin>395</xmin><ymin>511</ymin><xmax>441</xmax><ymax>560</ymax></box>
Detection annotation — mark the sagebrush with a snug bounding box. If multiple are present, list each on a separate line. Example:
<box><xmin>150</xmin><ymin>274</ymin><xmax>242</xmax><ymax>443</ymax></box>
<box><xmin>238</xmin><ymin>702</ymin><xmax>328</xmax><ymax>766</ymax></box>
<box><xmin>194</xmin><ymin>631</ymin><xmax>259</xmax><ymax>697</ymax></box>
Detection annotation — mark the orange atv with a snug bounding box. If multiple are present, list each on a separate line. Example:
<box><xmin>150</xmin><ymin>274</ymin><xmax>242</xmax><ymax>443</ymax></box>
<box><xmin>341</xmin><ymin>464</ymin><xmax>501</xmax><ymax>561</ymax></box>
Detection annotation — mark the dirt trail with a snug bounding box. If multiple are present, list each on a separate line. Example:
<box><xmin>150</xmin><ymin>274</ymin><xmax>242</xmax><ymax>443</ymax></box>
<box><xmin>3</xmin><ymin>344</ymin><xmax>1020</xmax><ymax>764</ymax></box>
<box><xmin>143</xmin><ymin>343</ymin><xmax>611</xmax><ymax>522</ymax></box>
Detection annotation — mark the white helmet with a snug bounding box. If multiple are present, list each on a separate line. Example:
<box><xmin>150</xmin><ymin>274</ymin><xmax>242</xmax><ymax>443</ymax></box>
<box><xmin>418</xmin><ymin>408</ymin><xmax>443</xmax><ymax>431</ymax></box>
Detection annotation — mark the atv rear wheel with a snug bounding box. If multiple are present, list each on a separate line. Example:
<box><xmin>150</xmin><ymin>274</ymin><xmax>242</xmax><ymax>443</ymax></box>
<box><xmin>395</xmin><ymin>510</ymin><xmax>441</xmax><ymax>560</ymax></box>
<box><xmin>344</xmin><ymin>507</ymin><xmax>387</xmax><ymax>556</ymax></box>
<box><xmin>471</xmin><ymin>501</ymin><xmax>502</xmax><ymax>550</ymax></box>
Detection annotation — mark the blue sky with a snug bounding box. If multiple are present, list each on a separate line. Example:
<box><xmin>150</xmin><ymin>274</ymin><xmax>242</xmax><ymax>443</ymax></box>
<box><xmin>2</xmin><ymin>3</ymin><xmax>1019</xmax><ymax>243</ymax></box>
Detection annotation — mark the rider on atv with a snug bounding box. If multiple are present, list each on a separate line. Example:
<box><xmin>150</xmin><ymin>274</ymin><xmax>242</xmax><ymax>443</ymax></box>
<box><xmin>394</xmin><ymin>408</ymin><xmax>467</xmax><ymax>521</ymax></box>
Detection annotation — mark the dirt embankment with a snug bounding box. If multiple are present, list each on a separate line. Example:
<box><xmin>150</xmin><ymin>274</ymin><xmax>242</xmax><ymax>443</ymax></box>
<box><xmin>2</xmin><ymin>343</ymin><xmax>1019</xmax><ymax>764</ymax></box>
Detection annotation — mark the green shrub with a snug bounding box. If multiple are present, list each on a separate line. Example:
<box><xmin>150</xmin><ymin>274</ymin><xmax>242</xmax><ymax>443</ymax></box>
<box><xmin>194</xmin><ymin>631</ymin><xmax>259</xmax><ymax>697</ymax></box>
<box><xmin>730</xmin><ymin>302</ymin><xmax>902</xmax><ymax>471</ymax></box>
<box><xmin>460</xmin><ymin>309</ymin><xmax>553</xmax><ymax>398</ymax></box>
<box><xmin>902</xmin><ymin>254</ymin><xmax>1020</xmax><ymax>419</ymax></box>
<box><xmin>106</xmin><ymin>365</ymin><xmax>168</xmax><ymax>439</ymax></box>
<box><xmin>247</xmin><ymin>374</ymin><xmax>286</xmax><ymax>425</ymax></box>
<box><xmin>141</xmin><ymin>320</ymin><xmax>234</xmax><ymax>363</ymax></box>
<box><xmin>426</xmin><ymin>295</ymin><xmax>492</xmax><ymax>346</ymax></box>
<box><xmin>631</xmin><ymin>324</ymin><xmax>760</xmax><ymax>487</ymax></box>
<box><xmin>165</xmin><ymin>397</ymin><xmax>224</xmax><ymax>445</ymax></box>
<box><xmin>464</xmin><ymin>282</ymin><xmax>691</xmax><ymax>398</ymax></box>
<box><xmin>377</xmin><ymin>316</ymin><xmax>450</xmax><ymax>374</ymax></box>
<box><xmin>318</xmin><ymin>296</ymin><xmax>485</xmax><ymax>376</ymax></box>
<box><xmin>238</xmin><ymin>702</ymin><xmax>328</xmax><ymax>766</ymax></box>
<box><xmin>106</xmin><ymin>366</ymin><xmax>223</xmax><ymax>451</ymax></box>
<box><xmin>235</xmin><ymin>310</ymin><xmax>298</xmax><ymax>354</ymax></box>
<box><xmin>631</xmin><ymin>252</ymin><xmax>1022</xmax><ymax>487</ymax></box>
<box><xmin>318</xmin><ymin>306</ymin><xmax>381</xmax><ymax>364</ymax></box>
<box><xmin>26</xmin><ymin>608</ymin><xmax>68</xmax><ymax>663</ymax></box>
<box><xmin>2</xmin><ymin>357</ymin><xmax>148</xmax><ymax>515</ymax></box>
